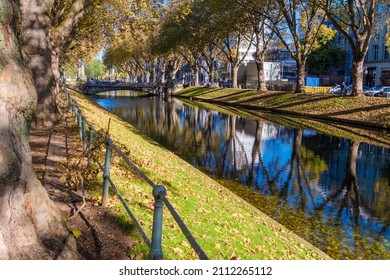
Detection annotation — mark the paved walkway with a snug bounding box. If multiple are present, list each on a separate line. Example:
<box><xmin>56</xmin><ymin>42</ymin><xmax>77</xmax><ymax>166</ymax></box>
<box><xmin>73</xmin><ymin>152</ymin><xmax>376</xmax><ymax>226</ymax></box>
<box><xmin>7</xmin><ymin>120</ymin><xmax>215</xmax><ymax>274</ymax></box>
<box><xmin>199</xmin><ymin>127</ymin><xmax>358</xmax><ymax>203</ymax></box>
<box><xmin>29</xmin><ymin>111</ymin><xmax>134</xmax><ymax>260</ymax></box>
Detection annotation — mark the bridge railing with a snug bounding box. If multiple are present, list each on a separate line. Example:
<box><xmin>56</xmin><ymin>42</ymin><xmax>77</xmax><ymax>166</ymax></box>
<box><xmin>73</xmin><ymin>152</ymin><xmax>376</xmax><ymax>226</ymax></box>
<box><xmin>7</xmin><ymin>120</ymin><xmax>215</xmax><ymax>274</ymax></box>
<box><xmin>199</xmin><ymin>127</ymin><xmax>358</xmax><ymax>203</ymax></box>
<box><xmin>64</xmin><ymin>86</ymin><xmax>208</xmax><ymax>260</ymax></box>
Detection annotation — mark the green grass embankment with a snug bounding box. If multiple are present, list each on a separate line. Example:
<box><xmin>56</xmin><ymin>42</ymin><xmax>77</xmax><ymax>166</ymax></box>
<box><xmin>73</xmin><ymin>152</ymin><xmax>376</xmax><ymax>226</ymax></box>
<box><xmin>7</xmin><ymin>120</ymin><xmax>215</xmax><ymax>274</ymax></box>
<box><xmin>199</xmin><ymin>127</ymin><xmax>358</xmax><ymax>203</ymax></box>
<box><xmin>175</xmin><ymin>86</ymin><xmax>390</xmax><ymax>129</ymax></box>
<box><xmin>69</xmin><ymin>89</ymin><xmax>330</xmax><ymax>260</ymax></box>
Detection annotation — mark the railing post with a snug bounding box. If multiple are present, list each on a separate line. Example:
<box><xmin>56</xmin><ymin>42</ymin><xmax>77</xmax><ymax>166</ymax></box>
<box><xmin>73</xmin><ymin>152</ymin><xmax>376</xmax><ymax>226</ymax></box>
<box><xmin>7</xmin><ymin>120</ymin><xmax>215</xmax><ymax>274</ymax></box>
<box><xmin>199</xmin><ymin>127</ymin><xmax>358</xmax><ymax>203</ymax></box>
<box><xmin>88</xmin><ymin>124</ymin><xmax>94</xmax><ymax>168</ymax></box>
<box><xmin>64</xmin><ymin>88</ymin><xmax>69</xmax><ymax>103</ymax></box>
<box><xmin>71</xmin><ymin>100</ymin><xmax>75</xmax><ymax>116</ymax></box>
<box><xmin>149</xmin><ymin>185</ymin><xmax>167</xmax><ymax>260</ymax></box>
<box><xmin>67</xmin><ymin>92</ymin><xmax>72</xmax><ymax>107</ymax></box>
<box><xmin>76</xmin><ymin>105</ymin><xmax>80</xmax><ymax>124</ymax></box>
<box><xmin>78</xmin><ymin>112</ymin><xmax>83</xmax><ymax>140</ymax></box>
<box><xmin>102</xmin><ymin>138</ymin><xmax>112</xmax><ymax>207</ymax></box>
<box><xmin>73</xmin><ymin>102</ymin><xmax>78</xmax><ymax>116</ymax></box>
<box><xmin>81</xmin><ymin>116</ymin><xmax>87</xmax><ymax>149</ymax></box>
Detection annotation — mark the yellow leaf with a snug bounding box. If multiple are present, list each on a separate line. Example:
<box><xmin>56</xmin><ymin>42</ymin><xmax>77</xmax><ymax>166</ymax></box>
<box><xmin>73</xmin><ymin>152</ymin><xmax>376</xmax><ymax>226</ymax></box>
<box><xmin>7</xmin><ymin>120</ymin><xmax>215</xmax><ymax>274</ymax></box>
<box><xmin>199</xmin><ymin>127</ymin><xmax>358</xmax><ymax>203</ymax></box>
<box><xmin>72</xmin><ymin>229</ymin><xmax>83</xmax><ymax>238</ymax></box>
<box><xmin>171</xmin><ymin>247</ymin><xmax>183</xmax><ymax>255</ymax></box>
<box><xmin>215</xmin><ymin>243</ymin><xmax>221</xmax><ymax>249</ymax></box>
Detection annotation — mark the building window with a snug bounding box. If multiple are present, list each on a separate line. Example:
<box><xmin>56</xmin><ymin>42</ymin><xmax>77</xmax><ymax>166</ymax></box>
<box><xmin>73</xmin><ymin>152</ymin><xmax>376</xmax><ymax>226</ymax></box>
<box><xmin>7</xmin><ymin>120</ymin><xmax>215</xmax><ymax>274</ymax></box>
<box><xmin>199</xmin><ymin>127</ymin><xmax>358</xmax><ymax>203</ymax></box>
<box><xmin>385</xmin><ymin>46</ymin><xmax>389</xmax><ymax>60</ymax></box>
<box><xmin>373</xmin><ymin>45</ymin><xmax>379</xmax><ymax>61</ymax></box>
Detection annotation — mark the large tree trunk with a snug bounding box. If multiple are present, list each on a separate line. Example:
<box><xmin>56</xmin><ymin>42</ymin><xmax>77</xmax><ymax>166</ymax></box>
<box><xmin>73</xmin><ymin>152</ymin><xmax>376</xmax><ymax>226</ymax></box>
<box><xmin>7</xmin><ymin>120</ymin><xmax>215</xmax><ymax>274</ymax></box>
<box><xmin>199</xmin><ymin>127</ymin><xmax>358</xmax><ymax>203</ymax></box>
<box><xmin>20</xmin><ymin>0</ymin><xmax>60</xmax><ymax>127</ymax></box>
<box><xmin>256</xmin><ymin>57</ymin><xmax>267</xmax><ymax>91</ymax></box>
<box><xmin>351</xmin><ymin>59</ymin><xmax>364</xmax><ymax>97</ymax></box>
<box><xmin>254</xmin><ymin>26</ymin><xmax>267</xmax><ymax>92</ymax></box>
<box><xmin>207</xmin><ymin>63</ymin><xmax>214</xmax><ymax>84</ymax></box>
<box><xmin>151</xmin><ymin>70</ymin><xmax>157</xmax><ymax>84</ymax></box>
<box><xmin>159</xmin><ymin>60</ymin><xmax>166</xmax><ymax>84</ymax></box>
<box><xmin>193</xmin><ymin>65</ymin><xmax>199</xmax><ymax>87</ymax></box>
<box><xmin>296</xmin><ymin>60</ymin><xmax>306</xmax><ymax>93</ymax></box>
<box><xmin>171</xmin><ymin>68</ymin><xmax>178</xmax><ymax>83</ymax></box>
<box><xmin>146</xmin><ymin>72</ymin><xmax>151</xmax><ymax>84</ymax></box>
<box><xmin>0</xmin><ymin>0</ymin><xmax>80</xmax><ymax>259</ymax></box>
<box><xmin>51</xmin><ymin>44</ymin><xmax>63</xmax><ymax>104</ymax></box>
<box><xmin>161</xmin><ymin>68</ymin><xmax>166</xmax><ymax>84</ymax></box>
<box><xmin>231</xmin><ymin>65</ymin><xmax>239</xmax><ymax>89</ymax></box>
<box><xmin>20</xmin><ymin>0</ymin><xmax>87</xmax><ymax>127</ymax></box>
<box><xmin>77</xmin><ymin>60</ymin><xmax>86</xmax><ymax>80</ymax></box>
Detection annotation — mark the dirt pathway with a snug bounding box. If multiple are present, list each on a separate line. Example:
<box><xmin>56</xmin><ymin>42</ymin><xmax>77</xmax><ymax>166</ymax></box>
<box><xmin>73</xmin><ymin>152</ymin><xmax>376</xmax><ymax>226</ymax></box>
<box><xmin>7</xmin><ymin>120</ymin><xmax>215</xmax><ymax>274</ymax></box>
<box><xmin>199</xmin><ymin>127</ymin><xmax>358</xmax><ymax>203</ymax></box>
<box><xmin>29</xmin><ymin>111</ymin><xmax>134</xmax><ymax>260</ymax></box>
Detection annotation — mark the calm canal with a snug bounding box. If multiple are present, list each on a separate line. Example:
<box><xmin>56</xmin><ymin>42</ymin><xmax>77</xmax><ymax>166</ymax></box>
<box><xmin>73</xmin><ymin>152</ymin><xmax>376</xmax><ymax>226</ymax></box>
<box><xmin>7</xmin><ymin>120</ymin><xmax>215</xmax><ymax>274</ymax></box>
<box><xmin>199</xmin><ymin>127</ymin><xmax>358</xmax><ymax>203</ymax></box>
<box><xmin>91</xmin><ymin>91</ymin><xmax>390</xmax><ymax>260</ymax></box>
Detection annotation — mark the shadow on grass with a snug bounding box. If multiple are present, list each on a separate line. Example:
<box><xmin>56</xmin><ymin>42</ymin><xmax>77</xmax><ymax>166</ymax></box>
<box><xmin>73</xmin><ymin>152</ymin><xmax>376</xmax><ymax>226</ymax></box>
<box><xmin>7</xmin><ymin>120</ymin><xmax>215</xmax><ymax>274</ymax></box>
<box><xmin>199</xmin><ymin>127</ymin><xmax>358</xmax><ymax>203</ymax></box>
<box><xmin>177</xmin><ymin>87</ymin><xmax>224</xmax><ymax>97</ymax></box>
<box><xmin>273</xmin><ymin>95</ymin><xmax>339</xmax><ymax>109</ymax></box>
<box><xmin>213</xmin><ymin>89</ymin><xmax>254</xmax><ymax>101</ymax></box>
<box><xmin>239</xmin><ymin>91</ymin><xmax>292</xmax><ymax>104</ymax></box>
<box><xmin>177</xmin><ymin>87</ymin><xmax>203</xmax><ymax>96</ymax></box>
<box><xmin>197</xmin><ymin>88</ymin><xmax>225</xmax><ymax>96</ymax></box>
<box><xmin>320</xmin><ymin>103</ymin><xmax>390</xmax><ymax>117</ymax></box>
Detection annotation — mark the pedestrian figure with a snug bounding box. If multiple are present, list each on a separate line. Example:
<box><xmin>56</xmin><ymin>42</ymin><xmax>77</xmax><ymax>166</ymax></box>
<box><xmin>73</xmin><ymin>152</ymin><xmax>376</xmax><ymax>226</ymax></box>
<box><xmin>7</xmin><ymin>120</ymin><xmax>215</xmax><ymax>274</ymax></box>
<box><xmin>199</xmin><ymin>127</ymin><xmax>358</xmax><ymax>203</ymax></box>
<box><xmin>341</xmin><ymin>82</ymin><xmax>346</xmax><ymax>94</ymax></box>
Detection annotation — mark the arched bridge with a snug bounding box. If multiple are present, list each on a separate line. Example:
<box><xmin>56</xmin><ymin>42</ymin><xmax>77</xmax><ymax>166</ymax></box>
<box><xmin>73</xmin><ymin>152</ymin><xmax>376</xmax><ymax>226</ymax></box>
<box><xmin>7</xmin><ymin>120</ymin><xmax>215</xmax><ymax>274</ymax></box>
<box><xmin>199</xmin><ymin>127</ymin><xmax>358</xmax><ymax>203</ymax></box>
<box><xmin>84</xmin><ymin>80</ymin><xmax>157</xmax><ymax>95</ymax></box>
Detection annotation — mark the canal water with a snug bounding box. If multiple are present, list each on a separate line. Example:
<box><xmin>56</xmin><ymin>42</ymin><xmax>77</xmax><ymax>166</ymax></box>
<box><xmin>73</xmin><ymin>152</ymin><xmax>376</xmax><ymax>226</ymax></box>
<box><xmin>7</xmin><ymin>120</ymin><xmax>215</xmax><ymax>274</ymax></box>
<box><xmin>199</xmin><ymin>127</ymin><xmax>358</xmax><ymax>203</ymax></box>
<box><xmin>90</xmin><ymin>91</ymin><xmax>390</xmax><ymax>259</ymax></box>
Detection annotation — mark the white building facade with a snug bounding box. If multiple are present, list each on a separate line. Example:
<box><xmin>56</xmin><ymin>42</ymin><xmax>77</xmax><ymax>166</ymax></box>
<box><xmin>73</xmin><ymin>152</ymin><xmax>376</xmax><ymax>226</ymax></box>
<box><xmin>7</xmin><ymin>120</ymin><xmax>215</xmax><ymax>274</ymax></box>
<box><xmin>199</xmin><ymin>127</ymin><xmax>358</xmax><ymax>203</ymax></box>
<box><xmin>364</xmin><ymin>26</ymin><xmax>390</xmax><ymax>87</ymax></box>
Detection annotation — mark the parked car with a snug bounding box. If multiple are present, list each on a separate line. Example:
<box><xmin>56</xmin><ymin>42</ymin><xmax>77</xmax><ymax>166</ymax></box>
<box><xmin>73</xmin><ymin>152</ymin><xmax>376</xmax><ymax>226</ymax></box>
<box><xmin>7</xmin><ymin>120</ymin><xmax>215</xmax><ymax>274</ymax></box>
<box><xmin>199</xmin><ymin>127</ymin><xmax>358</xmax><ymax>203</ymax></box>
<box><xmin>346</xmin><ymin>85</ymin><xmax>370</xmax><ymax>95</ymax></box>
<box><xmin>377</xmin><ymin>86</ymin><xmax>390</xmax><ymax>97</ymax></box>
<box><xmin>383</xmin><ymin>87</ymin><xmax>390</xmax><ymax>98</ymax></box>
<box><xmin>327</xmin><ymin>85</ymin><xmax>342</xmax><ymax>94</ymax></box>
<box><xmin>328</xmin><ymin>84</ymin><xmax>370</xmax><ymax>95</ymax></box>
<box><xmin>385</xmin><ymin>88</ymin><xmax>390</xmax><ymax>98</ymax></box>
<box><xmin>365</xmin><ymin>87</ymin><xmax>375</xmax><ymax>96</ymax></box>
<box><xmin>370</xmin><ymin>86</ymin><xmax>382</xmax><ymax>96</ymax></box>
<box><xmin>365</xmin><ymin>86</ymin><xmax>384</xmax><ymax>96</ymax></box>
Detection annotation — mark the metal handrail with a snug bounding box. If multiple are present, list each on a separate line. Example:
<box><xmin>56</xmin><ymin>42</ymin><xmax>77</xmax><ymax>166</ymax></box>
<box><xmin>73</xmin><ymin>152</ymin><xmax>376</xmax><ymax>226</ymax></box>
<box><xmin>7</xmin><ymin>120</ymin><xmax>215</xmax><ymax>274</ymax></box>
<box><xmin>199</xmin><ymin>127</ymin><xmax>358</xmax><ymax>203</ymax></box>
<box><xmin>109</xmin><ymin>141</ymin><xmax>208</xmax><ymax>260</ymax></box>
<box><xmin>63</xmin><ymin>85</ymin><xmax>209</xmax><ymax>260</ymax></box>
<box><xmin>96</xmin><ymin>161</ymin><xmax>152</xmax><ymax>249</ymax></box>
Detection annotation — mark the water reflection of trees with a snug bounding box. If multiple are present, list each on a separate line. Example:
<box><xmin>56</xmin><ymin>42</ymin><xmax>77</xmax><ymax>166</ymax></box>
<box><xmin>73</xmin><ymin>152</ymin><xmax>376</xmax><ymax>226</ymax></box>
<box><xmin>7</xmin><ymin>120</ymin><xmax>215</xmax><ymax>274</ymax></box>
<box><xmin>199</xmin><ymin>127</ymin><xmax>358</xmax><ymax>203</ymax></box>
<box><xmin>340</xmin><ymin>141</ymin><xmax>360</xmax><ymax>225</ymax></box>
<box><xmin>248</xmin><ymin>121</ymin><xmax>263</xmax><ymax>188</ymax></box>
<box><xmin>219</xmin><ymin>116</ymin><xmax>251</xmax><ymax>179</ymax></box>
<box><xmin>103</xmin><ymin>97</ymin><xmax>390</xmax><ymax>259</ymax></box>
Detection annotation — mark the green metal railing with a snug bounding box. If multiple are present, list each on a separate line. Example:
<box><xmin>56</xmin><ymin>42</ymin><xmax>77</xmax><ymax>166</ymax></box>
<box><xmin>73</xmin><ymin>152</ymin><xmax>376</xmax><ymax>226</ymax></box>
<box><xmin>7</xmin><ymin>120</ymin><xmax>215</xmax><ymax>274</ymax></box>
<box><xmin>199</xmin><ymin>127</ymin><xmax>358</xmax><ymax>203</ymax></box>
<box><xmin>64</xmin><ymin>86</ymin><xmax>208</xmax><ymax>260</ymax></box>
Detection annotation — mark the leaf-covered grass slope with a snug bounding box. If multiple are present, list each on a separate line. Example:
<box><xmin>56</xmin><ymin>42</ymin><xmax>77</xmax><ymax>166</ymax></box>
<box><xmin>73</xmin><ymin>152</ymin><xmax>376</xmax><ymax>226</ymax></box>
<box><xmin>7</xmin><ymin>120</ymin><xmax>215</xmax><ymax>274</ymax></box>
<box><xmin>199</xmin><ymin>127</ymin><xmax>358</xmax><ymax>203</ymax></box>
<box><xmin>175</xmin><ymin>86</ymin><xmax>390</xmax><ymax>128</ymax></box>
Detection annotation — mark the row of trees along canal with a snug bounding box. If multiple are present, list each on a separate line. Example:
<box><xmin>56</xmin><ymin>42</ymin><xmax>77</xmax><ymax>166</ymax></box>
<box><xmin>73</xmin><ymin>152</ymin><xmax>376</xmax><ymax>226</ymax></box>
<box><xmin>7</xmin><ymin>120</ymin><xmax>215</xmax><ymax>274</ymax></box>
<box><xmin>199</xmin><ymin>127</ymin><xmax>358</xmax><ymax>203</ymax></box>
<box><xmin>0</xmin><ymin>0</ymin><xmax>389</xmax><ymax>259</ymax></box>
<box><xmin>102</xmin><ymin>0</ymin><xmax>390</xmax><ymax>95</ymax></box>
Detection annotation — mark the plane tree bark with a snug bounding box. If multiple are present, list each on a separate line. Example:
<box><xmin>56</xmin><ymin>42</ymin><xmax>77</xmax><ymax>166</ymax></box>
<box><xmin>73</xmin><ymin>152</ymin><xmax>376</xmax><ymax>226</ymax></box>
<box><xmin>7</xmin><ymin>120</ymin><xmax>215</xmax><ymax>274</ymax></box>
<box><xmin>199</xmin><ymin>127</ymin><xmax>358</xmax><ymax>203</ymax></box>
<box><xmin>20</xmin><ymin>0</ymin><xmax>89</xmax><ymax>127</ymax></box>
<box><xmin>0</xmin><ymin>0</ymin><xmax>80</xmax><ymax>259</ymax></box>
